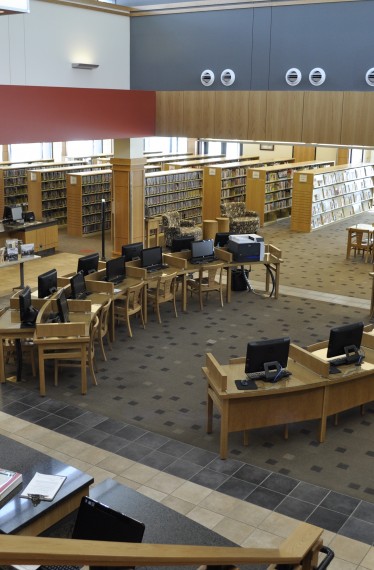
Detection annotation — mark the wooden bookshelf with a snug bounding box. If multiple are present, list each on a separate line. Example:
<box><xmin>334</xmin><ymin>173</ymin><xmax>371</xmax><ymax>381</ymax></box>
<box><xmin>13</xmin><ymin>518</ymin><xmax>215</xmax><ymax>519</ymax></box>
<box><xmin>67</xmin><ymin>169</ymin><xmax>112</xmax><ymax>237</ymax></box>
<box><xmin>202</xmin><ymin>157</ymin><xmax>295</xmax><ymax>220</ymax></box>
<box><xmin>145</xmin><ymin>167</ymin><xmax>203</xmax><ymax>224</ymax></box>
<box><xmin>291</xmin><ymin>163</ymin><xmax>374</xmax><ymax>232</ymax></box>
<box><xmin>165</xmin><ymin>155</ymin><xmax>259</xmax><ymax>171</ymax></box>
<box><xmin>246</xmin><ymin>160</ymin><xmax>335</xmax><ymax>226</ymax></box>
<box><xmin>28</xmin><ymin>163</ymin><xmax>111</xmax><ymax>225</ymax></box>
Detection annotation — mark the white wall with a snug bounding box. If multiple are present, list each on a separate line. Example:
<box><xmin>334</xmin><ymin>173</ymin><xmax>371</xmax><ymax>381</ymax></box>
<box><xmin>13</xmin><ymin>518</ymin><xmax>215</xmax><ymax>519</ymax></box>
<box><xmin>0</xmin><ymin>0</ymin><xmax>130</xmax><ymax>89</ymax></box>
<box><xmin>242</xmin><ymin>143</ymin><xmax>294</xmax><ymax>161</ymax></box>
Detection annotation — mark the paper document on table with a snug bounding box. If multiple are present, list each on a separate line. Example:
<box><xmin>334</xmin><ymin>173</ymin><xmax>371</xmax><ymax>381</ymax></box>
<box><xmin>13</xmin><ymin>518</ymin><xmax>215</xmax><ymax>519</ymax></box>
<box><xmin>20</xmin><ymin>472</ymin><xmax>66</xmax><ymax>501</ymax></box>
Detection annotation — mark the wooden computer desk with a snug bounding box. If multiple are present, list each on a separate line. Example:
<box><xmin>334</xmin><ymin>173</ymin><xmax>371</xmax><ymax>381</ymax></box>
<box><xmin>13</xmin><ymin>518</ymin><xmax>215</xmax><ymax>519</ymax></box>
<box><xmin>203</xmin><ymin>340</ymin><xmax>374</xmax><ymax>459</ymax></box>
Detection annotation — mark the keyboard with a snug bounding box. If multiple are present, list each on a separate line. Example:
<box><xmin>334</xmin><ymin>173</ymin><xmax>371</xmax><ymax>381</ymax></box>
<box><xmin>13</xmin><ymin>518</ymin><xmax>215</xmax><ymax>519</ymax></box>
<box><xmin>190</xmin><ymin>256</ymin><xmax>218</xmax><ymax>265</ymax></box>
<box><xmin>247</xmin><ymin>369</ymin><xmax>291</xmax><ymax>382</ymax></box>
<box><xmin>146</xmin><ymin>263</ymin><xmax>169</xmax><ymax>273</ymax></box>
<box><xmin>329</xmin><ymin>356</ymin><xmax>349</xmax><ymax>367</ymax></box>
<box><xmin>107</xmin><ymin>276</ymin><xmax>125</xmax><ymax>285</ymax></box>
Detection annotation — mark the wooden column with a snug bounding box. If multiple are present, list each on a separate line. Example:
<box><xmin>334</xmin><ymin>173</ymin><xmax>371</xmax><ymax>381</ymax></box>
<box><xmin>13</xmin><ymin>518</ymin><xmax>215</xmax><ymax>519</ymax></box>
<box><xmin>111</xmin><ymin>156</ymin><xmax>146</xmax><ymax>256</ymax></box>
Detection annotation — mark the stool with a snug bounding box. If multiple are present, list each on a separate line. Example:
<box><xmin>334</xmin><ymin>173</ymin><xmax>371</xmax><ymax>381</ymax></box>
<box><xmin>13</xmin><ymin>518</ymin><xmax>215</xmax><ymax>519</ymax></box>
<box><xmin>216</xmin><ymin>217</ymin><xmax>230</xmax><ymax>233</ymax></box>
<box><xmin>203</xmin><ymin>220</ymin><xmax>219</xmax><ymax>241</ymax></box>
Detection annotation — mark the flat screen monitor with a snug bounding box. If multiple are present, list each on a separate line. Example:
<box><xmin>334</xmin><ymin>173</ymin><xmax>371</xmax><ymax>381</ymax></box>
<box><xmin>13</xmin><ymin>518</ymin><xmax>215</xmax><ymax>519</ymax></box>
<box><xmin>245</xmin><ymin>337</ymin><xmax>290</xmax><ymax>381</ymax></box>
<box><xmin>140</xmin><ymin>246</ymin><xmax>163</xmax><ymax>268</ymax></box>
<box><xmin>77</xmin><ymin>252</ymin><xmax>99</xmax><ymax>276</ymax></box>
<box><xmin>326</xmin><ymin>321</ymin><xmax>364</xmax><ymax>364</ymax></box>
<box><xmin>106</xmin><ymin>256</ymin><xmax>126</xmax><ymax>284</ymax></box>
<box><xmin>190</xmin><ymin>239</ymin><xmax>214</xmax><ymax>260</ymax></box>
<box><xmin>55</xmin><ymin>288</ymin><xmax>70</xmax><ymax>323</ymax></box>
<box><xmin>19</xmin><ymin>285</ymin><xmax>38</xmax><ymax>325</ymax></box>
<box><xmin>121</xmin><ymin>242</ymin><xmax>143</xmax><ymax>262</ymax></box>
<box><xmin>171</xmin><ymin>235</ymin><xmax>194</xmax><ymax>252</ymax></box>
<box><xmin>214</xmin><ymin>232</ymin><xmax>230</xmax><ymax>247</ymax></box>
<box><xmin>37</xmin><ymin>268</ymin><xmax>57</xmax><ymax>299</ymax></box>
<box><xmin>11</xmin><ymin>206</ymin><xmax>23</xmax><ymax>221</ymax></box>
<box><xmin>3</xmin><ymin>206</ymin><xmax>12</xmax><ymax>220</ymax></box>
<box><xmin>72</xmin><ymin>496</ymin><xmax>145</xmax><ymax>570</ymax></box>
<box><xmin>70</xmin><ymin>271</ymin><xmax>87</xmax><ymax>299</ymax></box>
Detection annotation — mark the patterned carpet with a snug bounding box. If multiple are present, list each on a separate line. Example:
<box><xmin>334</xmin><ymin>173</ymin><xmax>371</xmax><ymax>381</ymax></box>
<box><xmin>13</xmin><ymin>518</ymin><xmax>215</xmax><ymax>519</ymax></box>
<box><xmin>1</xmin><ymin>214</ymin><xmax>374</xmax><ymax>504</ymax></box>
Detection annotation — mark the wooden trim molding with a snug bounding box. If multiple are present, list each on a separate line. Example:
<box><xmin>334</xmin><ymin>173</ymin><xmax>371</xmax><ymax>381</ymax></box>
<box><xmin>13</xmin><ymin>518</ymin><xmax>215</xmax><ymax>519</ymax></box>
<box><xmin>36</xmin><ymin>0</ymin><xmax>130</xmax><ymax>16</ymax></box>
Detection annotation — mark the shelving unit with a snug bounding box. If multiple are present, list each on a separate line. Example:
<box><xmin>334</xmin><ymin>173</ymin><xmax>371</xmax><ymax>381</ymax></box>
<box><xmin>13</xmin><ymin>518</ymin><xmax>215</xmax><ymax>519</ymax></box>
<box><xmin>246</xmin><ymin>160</ymin><xmax>335</xmax><ymax>225</ymax></box>
<box><xmin>28</xmin><ymin>163</ymin><xmax>111</xmax><ymax>225</ymax></box>
<box><xmin>291</xmin><ymin>163</ymin><xmax>374</xmax><ymax>232</ymax></box>
<box><xmin>145</xmin><ymin>167</ymin><xmax>203</xmax><ymax>224</ymax></box>
<box><xmin>66</xmin><ymin>169</ymin><xmax>112</xmax><ymax>237</ymax></box>
<box><xmin>166</xmin><ymin>154</ymin><xmax>259</xmax><ymax>171</ymax></box>
<box><xmin>202</xmin><ymin>157</ymin><xmax>295</xmax><ymax>220</ymax></box>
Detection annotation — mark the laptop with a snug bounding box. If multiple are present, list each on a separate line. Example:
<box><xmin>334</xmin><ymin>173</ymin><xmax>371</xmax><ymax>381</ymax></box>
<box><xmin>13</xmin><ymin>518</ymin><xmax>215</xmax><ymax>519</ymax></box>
<box><xmin>13</xmin><ymin>495</ymin><xmax>145</xmax><ymax>570</ymax></box>
<box><xmin>190</xmin><ymin>239</ymin><xmax>218</xmax><ymax>264</ymax></box>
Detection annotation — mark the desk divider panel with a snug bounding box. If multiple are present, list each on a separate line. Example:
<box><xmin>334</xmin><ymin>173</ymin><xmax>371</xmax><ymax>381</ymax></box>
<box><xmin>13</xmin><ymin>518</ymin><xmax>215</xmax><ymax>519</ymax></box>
<box><xmin>205</xmin><ymin>352</ymin><xmax>227</xmax><ymax>392</ymax></box>
<box><xmin>289</xmin><ymin>343</ymin><xmax>330</xmax><ymax>378</ymax></box>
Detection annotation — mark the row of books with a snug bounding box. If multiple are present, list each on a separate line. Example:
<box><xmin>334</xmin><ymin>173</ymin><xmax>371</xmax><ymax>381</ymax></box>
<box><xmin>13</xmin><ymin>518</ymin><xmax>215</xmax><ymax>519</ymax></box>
<box><xmin>82</xmin><ymin>204</ymin><xmax>111</xmax><ymax>216</ymax></box>
<box><xmin>266</xmin><ymin>181</ymin><xmax>291</xmax><ymax>192</ymax></box>
<box><xmin>145</xmin><ymin>180</ymin><xmax>202</xmax><ymax>194</ymax></box>
<box><xmin>82</xmin><ymin>220</ymin><xmax>111</xmax><ymax>234</ymax></box>
<box><xmin>265</xmin><ymin>190</ymin><xmax>290</xmax><ymax>203</ymax></box>
<box><xmin>264</xmin><ymin>198</ymin><xmax>291</xmax><ymax>212</ymax></box>
<box><xmin>78</xmin><ymin>173</ymin><xmax>111</xmax><ymax>184</ymax></box>
<box><xmin>314</xmin><ymin>165</ymin><xmax>374</xmax><ymax>187</ymax></box>
<box><xmin>147</xmin><ymin>202</ymin><xmax>202</xmax><ymax>218</ymax></box>
<box><xmin>146</xmin><ymin>191</ymin><xmax>201</xmax><ymax>205</ymax></box>
<box><xmin>42</xmin><ymin>190</ymin><xmax>65</xmax><ymax>200</ymax></box>
<box><xmin>145</xmin><ymin>172</ymin><xmax>203</xmax><ymax>186</ymax></box>
<box><xmin>221</xmin><ymin>177</ymin><xmax>246</xmax><ymax>189</ymax></box>
<box><xmin>313</xmin><ymin>186</ymin><xmax>372</xmax><ymax>202</ymax></box>
<box><xmin>82</xmin><ymin>192</ymin><xmax>111</xmax><ymax>206</ymax></box>
<box><xmin>311</xmin><ymin>202</ymin><xmax>371</xmax><ymax>228</ymax></box>
<box><xmin>314</xmin><ymin>179</ymin><xmax>373</xmax><ymax>199</ymax></box>
<box><xmin>41</xmin><ymin>180</ymin><xmax>66</xmax><ymax>189</ymax></box>
<box><xmin>42</xmin><ymin>200</ymin><xmax>66</xmax><ymax>210</ymax></box>
<box><xmin>221</xmin><ymin>168</ymin><xmax>248</xmax><ymax>178</ymax></box>
<box><xmin>266</xmin><ymin>169</ymin><xmax>293</xmax><ymax>182</ymax></box>
<box><xmin>81</xmin><ymin>184</ymin><xmax>111</xmax><ymax>195</ymax></box>
<box><xmin>221</xmin><ymin>190</ymin><xmax>245</xmax><ymax>199</ymax></box>
<box><xmin>4</xmin><ymin>189</ymin><xmax>28</xmax><ymax>196</ymax></box>
<box><xmin>82</xmin><ymin>212</ymin><xmax>111</xmax><ymax>224</ymax></box>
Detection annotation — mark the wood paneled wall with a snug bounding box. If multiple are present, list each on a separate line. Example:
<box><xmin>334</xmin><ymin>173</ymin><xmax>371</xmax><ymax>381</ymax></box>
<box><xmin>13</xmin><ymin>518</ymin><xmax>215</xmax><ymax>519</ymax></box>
<box><xmin>156</xmin><ymin>91</ymin><xmax>374</xmax><ymax>147</ymax></box>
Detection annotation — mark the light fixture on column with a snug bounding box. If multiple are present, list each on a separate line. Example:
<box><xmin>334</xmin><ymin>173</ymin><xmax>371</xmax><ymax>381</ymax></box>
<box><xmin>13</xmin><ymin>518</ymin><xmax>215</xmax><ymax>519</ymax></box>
<box><xmin>72</xmin><ymin>63</ymin><xmax>99</xmax><ymax>70</ymax></box>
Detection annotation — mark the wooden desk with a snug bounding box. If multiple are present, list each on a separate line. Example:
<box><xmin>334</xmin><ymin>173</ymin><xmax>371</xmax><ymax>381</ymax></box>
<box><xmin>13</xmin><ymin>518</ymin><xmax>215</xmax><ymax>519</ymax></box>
<box><xmin>0</xmin><ymin>254</ymin><xmax>41</xmax><ymax>289</ymax></box>
<box><xmin>0</xmin><ymin>435</ymin><xmax>93</xmax><ymax>536</ymax></box>
<box><xmin>346</xmin><ymin>223</ymin><xmax>373</xmax><ymax>263</ymax></box>
<box><xmin>203</xmin><ymin>342</ymin><xmax>374</xmax><ymax>459</ymax></box>
<box><xmin>0</xmin><ymin>307</ymin><xmax>39</xmax><ymax>383</ymax></box>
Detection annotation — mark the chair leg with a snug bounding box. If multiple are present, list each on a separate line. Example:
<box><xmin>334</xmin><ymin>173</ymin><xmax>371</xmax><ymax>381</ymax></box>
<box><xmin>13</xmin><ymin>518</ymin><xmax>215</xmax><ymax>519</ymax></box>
<box><xmin>89</xmin><ymin>359</ymin><xmax>98</xmax><ymax>386</ymax></box>
<box><xmin>156</xmin><ymin>302</ymin><xmax>162</xmax><ymax>324</ymax></box>
<box><xmin>126</xmin><ymin>314</ymin><xmax>133</xmax><ymax>338</ymax></box>
<box><xmin>99</xmin><ymin>336</ymin><xmax>107</xmax><ymax>361</ymax></box>
<box><xmin>54</xmin><ymin>361</ymin><xmax>59</xmax><ymax>386</ymax></box>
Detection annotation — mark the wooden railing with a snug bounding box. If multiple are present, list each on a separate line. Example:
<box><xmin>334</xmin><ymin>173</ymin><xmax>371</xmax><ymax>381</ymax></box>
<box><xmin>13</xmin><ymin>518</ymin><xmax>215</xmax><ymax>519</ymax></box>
<box><xmin>0</xmin><ymin>523</ymin><xmax>331</xmax><ymax>569</ymax></box>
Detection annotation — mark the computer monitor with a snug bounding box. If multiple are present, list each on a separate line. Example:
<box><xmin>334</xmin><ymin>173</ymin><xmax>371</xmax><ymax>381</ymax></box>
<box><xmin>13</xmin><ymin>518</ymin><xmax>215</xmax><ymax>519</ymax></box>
<box><xmin>19</xmin><ymin>286</ymin><xmax>38</xmax><ymax>325</ymax></box>
<box><xmin>37</xmin><ymin>268</ymin><xmax>58</xmax><ymax>299</ymax></box>
<box><xmin>11</xmin><ymin>206</ymin><xmax>23</xmax><ymax>221</ymax></box>
<box><xmin>77</xmin><ymin>252</ymin><xmax>99</xmax><ymax>276</ymax></box>
<box><xmin>171</xmin><ymin>235</ymin><xmax>194</xmax><ymax>252</ymax></box>
<box><xmin>106</xmin><ymin>256</ymin><xmax>126</xmax><ymax>284</ymax></box>
<box><xmin>70</xmin><ymin>271</ymin><xmax>87</xmax><ymax>299</ymax></box>
<box><xmin>190</xmin><ymin>239</ymin><xmax>214</xmax><ymax>260</ymax></box>
<box><xmin>140</xmin><ymin>246</ymin><xmax>163</xmax><ymax>268</ymax></box>
<box><xmin>55</xmin><ymin>288</ymin><xmax>70</xmax><ymax>323</ymax></box>
<box><xmin>3</xmin><ymin>206</ymin><xmax>12</xmax><ymax>221</ymax></box>
<box><xmin>326</xmin><ymin>321</ymin><xmax>364</xmax><ymax>365</ymax></box>
<box><xmin>121</xmin><ymin>242</ymin><xmax>143</xmax><ymax>262</ymax></box>
<box><xmin>245</xmin><ymin>337</ymin><xmax>290</xmax><ymax>381</ymax></box>
<box><xmin>214</xmin><ymin>232</ymin><xmax>230</xmax><ymax>247</ymax></box>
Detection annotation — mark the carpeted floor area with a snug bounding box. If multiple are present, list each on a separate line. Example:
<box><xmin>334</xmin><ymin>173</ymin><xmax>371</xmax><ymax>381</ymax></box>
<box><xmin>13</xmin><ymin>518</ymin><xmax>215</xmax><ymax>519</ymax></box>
<box><xmin>1</xmin><ymin>214</ymin><xmax>374</xmax><ymax>507</ymax></box>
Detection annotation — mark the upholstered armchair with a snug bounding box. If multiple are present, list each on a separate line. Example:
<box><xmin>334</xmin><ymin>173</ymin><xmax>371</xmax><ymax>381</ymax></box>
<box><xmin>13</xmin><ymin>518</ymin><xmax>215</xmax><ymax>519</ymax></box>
<box><xmin>162</xmin><ymin>211</ymin><xmax>203</xmax><ymax>248</ymax></box>
<box><xmin>220</xmin><ymin>202</ymin><xmax>260</xmax><ymax>235</ymax></box>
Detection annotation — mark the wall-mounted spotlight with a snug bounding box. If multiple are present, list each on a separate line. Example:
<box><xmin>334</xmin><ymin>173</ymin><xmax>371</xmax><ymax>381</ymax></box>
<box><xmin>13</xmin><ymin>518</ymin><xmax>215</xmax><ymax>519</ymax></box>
<box><xmin>201</xmin><ymin>69</ymin><xmax>215</xmax><ymax>86</ymax></box>
<box><xmin>285</xmin><ymin>68</ymin><xmax>302</xmax><ymax>86</ymax></box>
<box><xmin>309</xmin><ymin>67</ymin><xmax>326</xmax><ymax>86</ymax></box>
<box><xmin>72</xmin><ymin>63</ymin><xmax>99</xmax><ymax>70</ymax></box>
<box><xmin>221</xmin><ymin>69</ymin><xmax>235</xmax><ymax>86</ymax></box>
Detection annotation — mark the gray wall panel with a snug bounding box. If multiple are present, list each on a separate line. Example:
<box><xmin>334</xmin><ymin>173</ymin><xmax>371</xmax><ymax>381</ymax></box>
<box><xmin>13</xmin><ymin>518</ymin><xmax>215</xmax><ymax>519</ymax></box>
<box><xmin>130</xmin><ymin>1</ymin><xmax>374</xmax><ymax>91</ymax></box>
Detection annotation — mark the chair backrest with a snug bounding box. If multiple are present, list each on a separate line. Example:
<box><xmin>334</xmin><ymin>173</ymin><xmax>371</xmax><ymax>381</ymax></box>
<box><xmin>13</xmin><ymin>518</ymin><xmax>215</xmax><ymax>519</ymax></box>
<box><xmin>89</xmin><ymin>315</ymin><xmax>100</xmax><ymax>360</ymax></box>
<box><xmin>99</xmin><ymin>298</ymin><xmax>111</xmax><ymax>337</ymax></box>
<box><xmin>162</xmin><ymin>211</ymin><xmax>181</xmax><ymax>228</ymax></box>
<box><xmin>158</xmin><ymin>272</ymin><xmax>177</xmax><ymax>302</ymax></box>
<box><xmin>221</xmin><ymin>201</ymin><xmax>246</xmax><ymax>218</ymax></box>
<box><xmin>202</xmin><ymin>265</ymin><xmax>224</xmax><ymax>290</ymax></box>
<box><xmin>126</xmin><ymin>282</ymin><xmax>144</xmax><ymax>312</ymax></box>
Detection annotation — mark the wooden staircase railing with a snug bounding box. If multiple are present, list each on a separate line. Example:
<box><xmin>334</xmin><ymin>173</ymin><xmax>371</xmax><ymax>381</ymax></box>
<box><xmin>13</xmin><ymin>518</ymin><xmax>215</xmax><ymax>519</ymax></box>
<box><xmin>0</xmin><ymin>523</ymin><xmax>331</xmax><ymax>569</ymax></box>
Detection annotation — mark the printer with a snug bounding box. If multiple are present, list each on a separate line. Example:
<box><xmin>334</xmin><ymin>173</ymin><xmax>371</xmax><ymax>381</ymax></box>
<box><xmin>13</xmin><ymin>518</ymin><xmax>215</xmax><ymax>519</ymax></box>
<box><xmin>227</xmin><ymin>234</ymin><xmax>265</xmax><ymax>262</ymax></box>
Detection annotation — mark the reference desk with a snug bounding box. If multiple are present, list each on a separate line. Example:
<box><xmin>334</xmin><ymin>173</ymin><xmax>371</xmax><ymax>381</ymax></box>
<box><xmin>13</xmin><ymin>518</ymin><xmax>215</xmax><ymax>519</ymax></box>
<box><xmin>0</xmin><ymin>435</ymin><xmax>93</xmax><ymax>536</ymax></box>
<box><xmin>203</xmin><ymin>341</ymin><xmax>374</xmax><ymax>459</ymax></box>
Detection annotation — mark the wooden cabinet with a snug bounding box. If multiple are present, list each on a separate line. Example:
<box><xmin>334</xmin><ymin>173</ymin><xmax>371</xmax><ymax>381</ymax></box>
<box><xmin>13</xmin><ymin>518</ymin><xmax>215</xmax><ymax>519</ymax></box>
<box><xmin>67</xmin><ymin>169</ymin><xmax>112</xmax><ymax>237</ymax></box>
<box><xmin>291</xmin><ymin>163</ymin><xmax>374</xmax><ymax>232</ymax></box>
<box><xmin>246</xmin><ymin>161</ymin><xmax>335</xmax><ymax>226</ymax></box>
<box><xmin>27</xmin><ymin>163</ymin><xmax>111</xmax><ymax>226</ymax></box>
<box><xmin>12</xmin><ymin>221</ymin><xmax>58</xmax><ymax>254</ymax></box>
<box><xmin>202</xmin><ymin>158</ymin><xmax>295</xmax><ymax>220</ymax></box>
<box><xmin>145</xmin><ymin>167</ymin><xmax>203</xmax><ymax>224</ymax></box>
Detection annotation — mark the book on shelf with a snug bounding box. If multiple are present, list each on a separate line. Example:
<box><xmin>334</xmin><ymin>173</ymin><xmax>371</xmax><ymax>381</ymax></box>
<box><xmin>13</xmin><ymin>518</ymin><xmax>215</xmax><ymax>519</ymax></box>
<box><xmin>0</xmin><ymin>468</ymin><xmax>23</xmax><ymax>501</ymax></box>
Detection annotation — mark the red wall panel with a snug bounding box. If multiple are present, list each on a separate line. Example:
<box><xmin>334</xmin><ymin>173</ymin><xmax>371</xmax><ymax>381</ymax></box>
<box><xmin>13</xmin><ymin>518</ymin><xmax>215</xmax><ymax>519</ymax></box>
<box><xmin>0</xmin><ymin>85</ymin><xmax>156</xmax><ymax>144</ymax></box>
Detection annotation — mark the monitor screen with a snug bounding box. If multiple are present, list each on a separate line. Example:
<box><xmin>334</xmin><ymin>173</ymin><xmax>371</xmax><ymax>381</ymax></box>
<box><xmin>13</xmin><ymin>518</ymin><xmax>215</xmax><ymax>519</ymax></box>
<box><xmin>171</xmin><ymin>235</ymin><xmax>194</xmax><ymax>253</ymax></box>
<box><xmin>106</xmin><ymin>256</ymin><xmax>126</xmax><ymax>283</ymax></box>
<box><xmin>122</xmin><ymin>242</ymin><xmax>143</xmax><ymax>261</ymax></box>
<box><xmin>70</xmin><ymin>271</ymin><xmax>86</xmax><ymax>299</ymax></box>
<box><xmin>56</xmin><ymin>288</ymin><xmax>70</xmax><ymax>323</ymax></box>
<box><xmin>326</xmin><ymin>322</ymin><xmax>364</xmax><ymax>359</ymax></box>
<box><xmin>190</xmin><ymin>239</ymin><xmax>214</xmax><ymax>259</ymax></box>
<box><xmin>245</xmin><ymin>337</ymin><xmax>290</xmax><ymax>375</ymax></box>
<box><xmin>140</xmin><ymin>246</ymin><xmax>163</xmax><ymax>268</ymax></box>
<box><xmin>3</xmin><ymin>206</ymin><xmax>12</xmax><ymax>220</ymax></box>
<box><xmin>77</xmin><ymin>252</ymin><xmax>99</xmax><ymax>276</ymax></box>
<box><xmin>19</xmin><ymin>285</ymin><xmax>32</xmax><ymax>322</ymax></box>
<box><xmin>214</xmin><ymin>232</ymin><xmax>230</xmax><ymax>247</ymax></box>
<box><xmin>37</xmin><ymin>268</ymin><xmax>57</xmax><ymax>299</ymax></box>
<box><xmin>11</xmin><ymin>206</ymin><xmax>23</xmax><ymax>221</ymax></box>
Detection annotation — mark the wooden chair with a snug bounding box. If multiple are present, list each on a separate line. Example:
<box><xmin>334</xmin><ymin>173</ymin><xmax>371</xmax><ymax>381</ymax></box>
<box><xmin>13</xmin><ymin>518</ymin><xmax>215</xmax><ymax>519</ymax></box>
<box><xmin>54</xmin><ymin>315</ymin><xmax>100</xmax><ymax>388</ymax></box>
<box><xmin>187</xmin><ymin>263</ymin><xmax>224</xmax><ymax>310</ymax></box>
<box><xmin>97</xmin><ymin>298</ymin><xmax>112</xmax><ymax>361</ymax></box>
<box><xmin>346</xmin><ymin>226</ymin><xmax>373</xmax><ymax>263</ymax></box>
<box><xmin>147</xmin><ymin>272</ymin><xmax>178</xmax><ymax>324</ymax></box>
<box><xmin>114</xmin><ymin>281</ymin><xmax>146</xmax><ymax>337</ymax></box>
